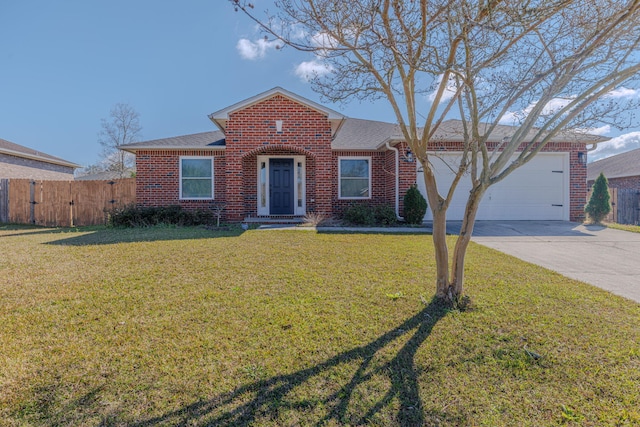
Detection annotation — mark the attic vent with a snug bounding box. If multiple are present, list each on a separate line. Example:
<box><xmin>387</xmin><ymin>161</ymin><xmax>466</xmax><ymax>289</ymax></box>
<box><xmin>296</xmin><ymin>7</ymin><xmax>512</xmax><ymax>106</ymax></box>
<box><xmin>276</xmin><ymin>120</ymin><xmax>283</xmax><ymax>132</ymax></box>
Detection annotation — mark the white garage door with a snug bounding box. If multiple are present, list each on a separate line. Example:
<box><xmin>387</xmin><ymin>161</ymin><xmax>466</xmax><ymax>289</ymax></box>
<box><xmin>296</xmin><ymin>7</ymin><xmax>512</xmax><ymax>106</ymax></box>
<box><xmin>417</xmin><ymin>152</ymin><xmax>569</xmax><ymax>221</ymax></box>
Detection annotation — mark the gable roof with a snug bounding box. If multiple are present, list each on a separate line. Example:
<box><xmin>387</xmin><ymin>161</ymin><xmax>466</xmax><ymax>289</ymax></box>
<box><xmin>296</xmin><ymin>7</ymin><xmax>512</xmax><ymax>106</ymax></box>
<box><xmin>208</xmin><ymin>87</ymin><xmax>345</xmax><ymax>137</ymax></box>
<box><xmin>587</xmin><ymin>147</ymin><xmax>640</xmax><ymax>181</ymax></box>
<box><xmin>120</xmin><ymin>131</ymin><xmax>226</xmax><ymax>153</ymax></box>
<box><xmin>0</xmin><ymin>138</ymin><xmax>79</xmax><ymax>168</ymax></box>
<box><xmin>120</xmin><ymin>88</ymin><xmax>609</xmax><ymax>153</ymax></box>
<box><xmin>121</xmin><ymin>118</ymin><xmax>608</xmax><ymax>153</ymax></box>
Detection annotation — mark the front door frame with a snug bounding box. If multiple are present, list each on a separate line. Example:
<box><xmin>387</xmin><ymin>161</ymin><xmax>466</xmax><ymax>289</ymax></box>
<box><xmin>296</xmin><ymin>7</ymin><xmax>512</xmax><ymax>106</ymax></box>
<box><xmin>257</xmin><ymin>155</ymin><xmax>306</xmax><ymax>216</ymax></box>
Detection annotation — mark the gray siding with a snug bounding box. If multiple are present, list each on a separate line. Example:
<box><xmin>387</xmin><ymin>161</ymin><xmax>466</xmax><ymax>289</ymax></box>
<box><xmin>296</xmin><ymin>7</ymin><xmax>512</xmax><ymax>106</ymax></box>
<box><xmin>0</xmin><ymin>153</ymin><xmax>75</xmax><ymax>180</ymax></box>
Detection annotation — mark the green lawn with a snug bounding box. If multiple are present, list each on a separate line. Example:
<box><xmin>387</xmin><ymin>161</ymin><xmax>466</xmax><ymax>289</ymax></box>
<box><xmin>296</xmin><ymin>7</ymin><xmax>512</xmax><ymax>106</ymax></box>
<box><xmin>1</xmin><ymin>224</ymin><xmax>638</xmax><ymax>426</ymax></box>
<box><xmin>607</xmin><ymin>223</ymin><xmax>640</xmax><ymax>234</ymax></box>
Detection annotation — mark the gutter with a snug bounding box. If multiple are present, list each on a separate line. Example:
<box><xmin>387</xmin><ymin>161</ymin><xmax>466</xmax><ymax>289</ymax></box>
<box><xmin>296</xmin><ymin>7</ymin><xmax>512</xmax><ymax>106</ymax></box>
<box><xmin>385</xmin><ymin>141</ymin><xmax>403</xmax><ymax>220</ymax></box>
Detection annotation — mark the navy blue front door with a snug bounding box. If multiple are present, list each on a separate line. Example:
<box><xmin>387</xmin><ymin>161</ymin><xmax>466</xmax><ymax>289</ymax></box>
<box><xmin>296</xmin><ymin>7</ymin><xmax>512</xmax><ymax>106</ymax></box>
<box><xmin>270</xmin><ymin>158</ymin><xmax>294</xmax><ymax>215</ymax></box>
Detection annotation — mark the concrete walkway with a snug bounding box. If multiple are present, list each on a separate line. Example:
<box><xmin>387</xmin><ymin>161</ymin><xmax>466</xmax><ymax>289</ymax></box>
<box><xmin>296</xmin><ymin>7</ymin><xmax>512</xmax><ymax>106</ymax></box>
<box><xmin>465</xmin><ymin>221</ymin><xmax>640</xmax><ymax>303</ymax></box>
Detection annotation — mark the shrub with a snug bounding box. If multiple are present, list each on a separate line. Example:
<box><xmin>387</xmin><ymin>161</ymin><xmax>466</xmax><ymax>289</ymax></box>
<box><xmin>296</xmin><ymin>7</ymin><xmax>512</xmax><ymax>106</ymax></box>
<box><xmin>374</xmin><ymin>205</ymin><xmax>398</xmax><ymax>225</ymax></box>
<box><xmin>585</xmin><ymin>172</ymin><xmax>611</xmax><ymax>223</ymax></box>
<box><xmin>342</xmin><ymin>203</ymin><xmax>397</xmax><ymax>226</ymax></box>
<box><xmin>342</xmin><ymin>203</ymin><xmax>376</xmax><ymax>226</ymax></box>
<box><xmin>403</xmin><ymin>184</ymin><xmax>427</xmax><ymax>225</ymax></box>
<box><xmin>108</xmin><ymin>205</ymin><xmax>214</xmax><ymax>227</ymax></box>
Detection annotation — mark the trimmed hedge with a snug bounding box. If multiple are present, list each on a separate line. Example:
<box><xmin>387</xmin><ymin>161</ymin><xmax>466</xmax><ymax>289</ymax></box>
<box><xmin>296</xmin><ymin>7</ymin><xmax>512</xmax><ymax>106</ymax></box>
<box><xmin>342</xmin><ymin>203</ymin><xmax>398</xmax><ymax>226</ymax></box>
<box><xmin>108</xmin><ymin>205</ymin><xmax>214</xmax><ymax>227</ymax></box>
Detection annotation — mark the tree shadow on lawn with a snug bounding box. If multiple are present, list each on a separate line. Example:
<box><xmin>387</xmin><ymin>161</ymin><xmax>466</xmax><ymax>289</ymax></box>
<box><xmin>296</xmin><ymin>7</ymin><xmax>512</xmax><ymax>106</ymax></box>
<box><xmin>131</xmin><ymin>298</ymin><xmax>461</xmax><ymax>427</ymax></box>
<box><xmin>38</xmin><ymin>226</ymin><xmax>245</xmax><ymax>246</ymax></box>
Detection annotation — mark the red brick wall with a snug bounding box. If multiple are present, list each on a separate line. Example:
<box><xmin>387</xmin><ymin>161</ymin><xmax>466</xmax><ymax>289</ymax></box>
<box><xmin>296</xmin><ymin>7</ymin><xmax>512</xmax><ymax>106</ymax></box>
<box><xmin>224</xmin><ymin>95</ymin><xmax>333</xmax><ymax>221</ymax></box>
<box><xmin>589</xmin><ymin>175</ymin><xmax>640</xmax><ymax>191</ymax></box>
<box><xmin>135</xmin><ymin>149</ymin><xmax>226</xmax><ymax>209</ymax></box>
<box><xmin>332</xmin><ymin>151</ymin><xmax>387</xmax><ymax>216</ymax></box>
<box><xmin>134</xmin><ymin>94</ymin><xmax>587</xmax><ymax>222</ymax></box>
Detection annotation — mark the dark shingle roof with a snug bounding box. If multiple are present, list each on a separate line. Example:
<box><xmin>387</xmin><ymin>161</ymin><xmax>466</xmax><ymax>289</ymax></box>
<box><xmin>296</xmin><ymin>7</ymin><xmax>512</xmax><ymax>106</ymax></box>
<box><xmin>120</xmin><ymin>131</ymin><xmax>226</xmax><ymax>152</ymax></box>
<box><xmin>0</xmin><ymin>138</ymin><xmax>79</xmax><ymax>168</ymax></box>
<box><xmin>587</xmin><ymin>147</ymin><xmax>640</xmax><ymax>181</ymax></box>
<box><xmin>120</xmin><ymin>119</ymin><xmax>607</xmax><ymax>152</ymax></box>
<box><xmin>332</xmin><ymin>118</ymin><xmax>402</xmax><ymax>150</ymax></box>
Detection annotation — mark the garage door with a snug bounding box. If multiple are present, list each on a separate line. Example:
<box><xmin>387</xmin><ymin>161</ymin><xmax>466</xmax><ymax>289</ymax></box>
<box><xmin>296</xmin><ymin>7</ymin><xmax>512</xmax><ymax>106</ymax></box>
<box><xmin>417</xmin><ymin>152</ymin><xmax>569</xmax><ymax>221</ymax></box>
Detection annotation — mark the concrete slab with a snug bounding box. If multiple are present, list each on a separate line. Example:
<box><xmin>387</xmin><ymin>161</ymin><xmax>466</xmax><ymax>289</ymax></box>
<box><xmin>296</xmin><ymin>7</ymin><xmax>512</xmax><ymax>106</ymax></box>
<box><xmin>467</xmin><ymin>221</ymin><xmax>640</xmax><ymax>303</ymax></box>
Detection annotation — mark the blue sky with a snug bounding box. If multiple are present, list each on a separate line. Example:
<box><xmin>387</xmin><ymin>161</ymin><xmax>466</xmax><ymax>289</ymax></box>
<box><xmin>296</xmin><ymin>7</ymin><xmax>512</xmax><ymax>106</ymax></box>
<box><xmin>1</xmin><ymin>1</ymin><xmax>638</xmax><ymax>168</ymax></box>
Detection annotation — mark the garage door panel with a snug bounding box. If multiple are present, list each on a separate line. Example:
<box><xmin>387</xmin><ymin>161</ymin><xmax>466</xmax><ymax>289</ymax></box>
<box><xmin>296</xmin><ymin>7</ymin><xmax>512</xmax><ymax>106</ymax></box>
<box><xmin>417</xmin><ymin>153</ymin><xmax>568</xmax><ymax>221</ymax></box>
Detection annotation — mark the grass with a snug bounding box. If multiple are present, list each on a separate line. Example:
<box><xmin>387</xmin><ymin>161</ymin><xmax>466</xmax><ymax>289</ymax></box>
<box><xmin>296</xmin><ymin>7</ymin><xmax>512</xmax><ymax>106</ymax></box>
<box><xmin>0</xmin><ymin>224</ymin><xmax>639</xmax><ymax>426</ymax></box>
<box><xmin>606</xmin><ymin>222</ymin><xmax>640</xmax><ymax>233</ymax></box>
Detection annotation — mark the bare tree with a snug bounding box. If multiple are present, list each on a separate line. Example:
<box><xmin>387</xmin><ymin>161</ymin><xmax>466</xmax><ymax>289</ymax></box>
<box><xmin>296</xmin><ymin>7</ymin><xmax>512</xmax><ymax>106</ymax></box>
<box><xmin>231</xmin><ymin>0</ymin><xmax>640</xmax><ymax>304</ymax></box>
<box><xmin>98</xmin><ymin>103</ymin><xmax>141</xmax><ymax>178</ymax></box>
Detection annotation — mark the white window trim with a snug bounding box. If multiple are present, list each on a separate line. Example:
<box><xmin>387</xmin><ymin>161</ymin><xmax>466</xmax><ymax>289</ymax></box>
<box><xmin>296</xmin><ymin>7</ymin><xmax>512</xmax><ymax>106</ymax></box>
<box><xmin>257</xmin><ymin>155</ymin><xmax>306</xmax><ymax>216</ymax></box>
<box><xmin>338</xmin><ymin>156</ymin><xmax>372</xmax><ymax>200</ymax></box>
<box><xmin>179</xmin><ymin>156</ymin><xmax>215</xmax><ymax>200</ymax></box>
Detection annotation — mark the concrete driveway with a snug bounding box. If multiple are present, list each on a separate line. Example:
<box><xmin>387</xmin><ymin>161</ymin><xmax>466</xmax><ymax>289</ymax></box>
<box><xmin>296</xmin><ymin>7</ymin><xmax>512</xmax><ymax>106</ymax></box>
<box><xmin>449</xmin><ymin>221</ymin><xmax>640</xmax><ymax>303</ymax></box>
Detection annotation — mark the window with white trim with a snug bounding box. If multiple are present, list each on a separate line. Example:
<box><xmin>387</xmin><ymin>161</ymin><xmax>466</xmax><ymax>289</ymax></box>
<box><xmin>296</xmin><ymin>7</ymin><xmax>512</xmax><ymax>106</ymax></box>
<box><xmin>339</xmin><ymin>157</ymin><xmax>371</xmax><ymax>199</ymax></box>
<box><xmin>180</xmin><ymin>157</ymin><xmax>214</xmax><ymax>199</ymax></box>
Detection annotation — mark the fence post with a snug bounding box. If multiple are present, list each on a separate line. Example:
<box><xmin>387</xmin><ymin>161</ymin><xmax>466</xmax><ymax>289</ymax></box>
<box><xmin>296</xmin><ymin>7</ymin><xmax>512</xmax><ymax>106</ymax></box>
<box><xmin>0</xmin><ymin>179</ymin><xmax>8</xmax><ymax>223</ymax></box>
<box><xmin>29</xmin><ymin>180</ymin><xmax>37</xmax><ymax>224</ymax></box>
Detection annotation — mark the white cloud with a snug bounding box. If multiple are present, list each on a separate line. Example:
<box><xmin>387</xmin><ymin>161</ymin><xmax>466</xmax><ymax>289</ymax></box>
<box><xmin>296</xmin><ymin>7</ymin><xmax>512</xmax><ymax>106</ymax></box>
<box><xmin>588</xmin><ymin>125</ymin><xmax>612</xmax><ymax>136</ymax></box>
<box><xmin>605</xmin><ymin>87</ymin><xmax>640</xmax><ymax>99</ymax></box>
<box><xmin>428</xmin><ymin>74</ymin><xmax>458</xmax><ymax>103</ymax></box>
<box><xmin>574</xmin><ymin>125</ymin><xmax>611</xmax><ymax>136</ymax></box>
<box><xmin>310</xmin><ymin>31</ymin><xmax>337</xmax><ymax>50</ymax></box>
<box><xmin>236</xmin><ymin>37</ymin><xmax>280</xmax><ymax>60</ymax></box>
<box><xmin>539</xmin><ymin>97</ymin><xmax>574</xmax><ymax>115</ymax></box>
<box><xmin>294</xmin><ymin>59</ymin><xmax>333</xmax><ymax>82</ymax></box>
<box><xmin>589</xmin><ymin>131</ymin><xmax>640</xmax><ymax>161</ymax></box>
<box><xmin>499</xmin><ymin>97</ymin><xmax>575</xmax><ymax>125</ymax></box>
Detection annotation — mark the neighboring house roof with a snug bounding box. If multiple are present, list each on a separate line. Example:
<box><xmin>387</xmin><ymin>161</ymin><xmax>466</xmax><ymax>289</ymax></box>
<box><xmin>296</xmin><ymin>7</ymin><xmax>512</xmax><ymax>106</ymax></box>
<box><xmin>120</xmin><ymin>131</ymin><xmax>226</xmax><ymax>153</ymax></box>
<box><xmin>0</xmin><ymin>138</ymin><xmax>80</xmax><ymax>168</ymax></box>
<box><xmin>587</xmin><ymin>147</ymin><xmax>640</xmax><ymax>181</ymax></box>
<box><xmin>75</xmin><ymin>169</ymin><xmax>136</xmax><ymax>181</ymax></box>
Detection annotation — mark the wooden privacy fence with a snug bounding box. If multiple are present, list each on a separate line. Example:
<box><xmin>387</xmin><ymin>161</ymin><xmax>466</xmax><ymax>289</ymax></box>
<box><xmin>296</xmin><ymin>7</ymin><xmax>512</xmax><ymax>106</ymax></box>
<box><xmin>0</xmin><ymin>178</ymin><xmax>135</xmax><ymax>227</ymax></box>
<box><xmin>615</xmin><ymin>188</ymin><xmax>640</xmax><ymax>225</ymax></box>
<box><xmin>586</xmin><ymin>187</ymin><xmax>640</xmax><ymax>225</ymax></box>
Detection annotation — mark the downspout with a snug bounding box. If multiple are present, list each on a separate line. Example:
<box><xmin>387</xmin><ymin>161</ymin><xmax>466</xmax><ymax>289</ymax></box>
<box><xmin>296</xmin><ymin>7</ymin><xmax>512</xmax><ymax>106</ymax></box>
<box><xmin>385</xmin><ymin>141</ymin><xmax>403</xmax><ymax>220</ymax></box>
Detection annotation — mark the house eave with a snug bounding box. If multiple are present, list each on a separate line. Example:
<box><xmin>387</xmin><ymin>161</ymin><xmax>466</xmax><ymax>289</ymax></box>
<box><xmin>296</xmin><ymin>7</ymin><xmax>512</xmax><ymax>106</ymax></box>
<box><xmin>0</xmin><ymin>147</ymin><xmax>80</xmax><ymax>169</ymax></box>
<box><xmin>121</xmin><ymin>146</ymin><xmax>227</xmax><ymax>154</ymax></box>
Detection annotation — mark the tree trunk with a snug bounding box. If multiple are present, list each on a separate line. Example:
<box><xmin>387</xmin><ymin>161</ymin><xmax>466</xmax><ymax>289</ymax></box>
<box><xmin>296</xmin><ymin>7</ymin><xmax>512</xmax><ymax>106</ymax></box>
<box><xmin>420</xmin><ymin>159</ymin><xmax>451</xmax><ymax>300</ymax></box>
<box><xmin>420</xmin><ymin>158</ymin><xmax>487</xmax><ymax>305</ymax></box>
<box><xmin>449</xmin><ymin>186</ymin><xmax>485</xmax><ymax>301</ymax></box>
<box><xmin>432</xmin><ymin>207</ymin><xmax>450</xmax><ymax>299</ymax></box>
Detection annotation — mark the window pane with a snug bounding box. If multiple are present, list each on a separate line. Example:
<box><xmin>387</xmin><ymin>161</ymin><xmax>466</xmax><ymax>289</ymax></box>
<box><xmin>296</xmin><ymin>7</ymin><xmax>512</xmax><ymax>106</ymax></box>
<box><xmin>340</xmin><ymin>159</ymin><xmax>369</xmax><ymax>178</ymax></box>
<box><xmin>182</xmin><ymin>159</ymin><xmax>212</xmax><ymax>178</ymax></box>
<box><xmin>260</xmin><ymin>162</ymin><xmax>266</xmax><ymax>208</ymax></box>
<box><xmin>341</xmin><ymin>178</ymin><xmax>369</xmax><ymax>198</ymax></box>
<box><xmin>182</xmin><ymin>179</ymin><xmax>212</xmax><ymax>198</ymax></box>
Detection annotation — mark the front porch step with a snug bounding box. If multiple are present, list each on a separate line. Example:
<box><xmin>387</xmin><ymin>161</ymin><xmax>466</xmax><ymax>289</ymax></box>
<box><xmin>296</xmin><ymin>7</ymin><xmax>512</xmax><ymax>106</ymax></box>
<box><xmin>243</xmin><ymin>216</ymin><xmax>305</xmax><ymax>224</ymax></box>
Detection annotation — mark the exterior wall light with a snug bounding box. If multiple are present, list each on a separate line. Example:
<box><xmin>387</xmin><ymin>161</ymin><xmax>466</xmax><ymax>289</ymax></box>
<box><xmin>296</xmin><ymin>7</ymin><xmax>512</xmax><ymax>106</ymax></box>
<box><xmin>578</xmin><ymin>152</ymin><xmax>587</xmax><ymax>164</ymax></box>
<box><xmin>403</xmin><ymin>147</ymin><xmax>414</xmax><ymax>163</ymax></box>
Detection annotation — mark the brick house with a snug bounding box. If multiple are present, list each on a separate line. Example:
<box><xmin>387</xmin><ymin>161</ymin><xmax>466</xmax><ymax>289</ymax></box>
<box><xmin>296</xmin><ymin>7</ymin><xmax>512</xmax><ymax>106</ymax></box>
<box><xmin>121</xmin><ymin>87</ymin><xmax>601</xmax><ymax>223</ymax></box>
<box><xmin>587</xmin><ymin>148</ymin><xmax>640</xmax><ymax>190</ymax></box>
<box><xmin>0</xmin><ymin>138</ymin><xmax>78</xmax><ymax>180</ymax></box>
